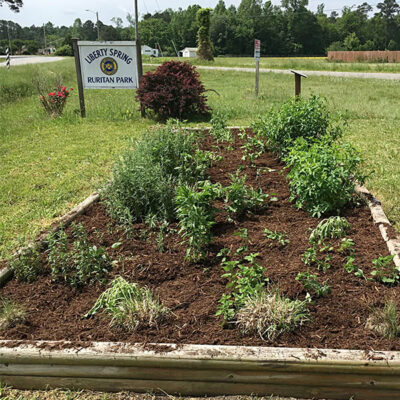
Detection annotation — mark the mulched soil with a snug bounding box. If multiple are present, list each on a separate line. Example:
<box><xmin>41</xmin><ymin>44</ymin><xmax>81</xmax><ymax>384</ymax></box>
<box><xmin>1</xmin><ymin>130</ymin><xmax>399</xmax><ymax>351</ymax></box>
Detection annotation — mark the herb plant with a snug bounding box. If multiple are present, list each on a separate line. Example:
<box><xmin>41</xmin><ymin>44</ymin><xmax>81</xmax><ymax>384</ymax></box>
<box><xmin>264</xmin><ymin>228</ymin><xmax>290</xmax><ymax>247</ymax></box>
<box><xmin>309</xmin><ymin>217</ymin><xmax>350</xmax><ymax>244</ymax></box>
<box><xmin>296</xmin><ymin>270</ymin><xmax>331</xmax><ymax>298</ymax></box>
<box><xmin>9</xmin><ymin>245</ymin><xmax>43</xmax><ymax>283</ymax></box>
<box><xmin>371</xmin><ymin>255</ymin><xmax>398</xmax><ymax>285</ymax></box>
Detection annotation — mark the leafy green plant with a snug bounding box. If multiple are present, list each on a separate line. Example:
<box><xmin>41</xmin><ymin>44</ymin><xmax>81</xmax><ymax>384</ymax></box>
<box><xmin>309</xmin><ymin>217</ymin><xmax>350</xmax><ymax>244</ymax></box>
<box><xmin>9</xmin><ymin>245</ymin><xmax>43</xmax><ymax>283</ymax></box>
<box><xmin>216</xmin><ymin>253</ymin><xmax>268</xmax><ymax>322</ymax></box>
<box><xmin>252</xmin><ymin>95</ymin><xmax>342</xmax><ymax>157</ymax></box>
<box><xmin>296</xmin><ymin>270</ymin><xmax>331</xmax><ymax>298</ymax></box>
<box><xmin>210</xmin><ymin>111</ymin><xmax>232</xmax><ymax>143</ymax></box>
<box><xmin>223</xmin><ymin>173</ymin><xmax>270</xmax><ymax>221</ymax></box>
<box><xmin>241</xmin><ymin>134</ymin><xmax>265</xmax><ymax>164</ymax></box>
<box><xmin>264</xmin><ymin>228</ymin><xmax>289</xmax><ymax>247</ymax></box>
<box><xmin>371</xmin><ymin>255</ymin><xmax>398</xmax><ymax>284</ymax></box>
<box><xmin>366</xmin><ymin>299</ymin><xmax>399</xmax><ymax>339</ymax></box>
<box><xmin>175</xmin><ymin>180</ymin><xmax>222</xmax><ymax>261</ymax></box>
<box><xmin>338</xmin><ymin>237</ymin><xmax>355</xmax><ymax>254</ymax></box>
<box><xmin>302</xmin><ymin>246</ymin><xmax>331</xmax><ymax>272</ymax></box>
<box><xmin>85</xmin><ymin>277</ymin><xmax>168</xmax><ymax>330</ymax></box>
<box><xmin>236</xmin><ymin>289</ymin><xmax>309</xmax><ymax>341</ymax></box>
<box><xmin>285</xmin><ymin>138</ymin><xmax>367</xmax><ymax>217</ymax></box>
<box><xmin>0</xmin><ymin>298</ymin><xmax>26</xmax><ymax>331</ymax></box>
<box><xmin>47</xmin><ymin>223</ymin><xmax>112</xmax><ymax>288</ymax></box>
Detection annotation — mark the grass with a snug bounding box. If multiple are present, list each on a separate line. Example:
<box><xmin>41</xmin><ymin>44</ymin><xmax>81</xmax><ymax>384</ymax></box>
<box><xmin>143</xmin><ymin>55</ymin><xmax>400</xmax><ymax>73</ymax></box>
<box><xmin>1</xmin><ymin>58</ymin><xmax>400</xmax><ymax>258</ymax></box>
<box><xmin>0</xmin><ymin>386</ymin><xmax>296</xmax><ymax>400</ymax></box>
<box><xmin>0</xmin><ymin>298</ymin><xmax>26</xmax><ymax>331</ymax></box>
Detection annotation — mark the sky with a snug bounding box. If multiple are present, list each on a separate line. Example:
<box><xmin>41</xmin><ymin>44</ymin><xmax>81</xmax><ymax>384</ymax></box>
<box><xmin>1</xmin><ymin>0</ymin><xmax>378</xmax><ymax>27</ymax></box>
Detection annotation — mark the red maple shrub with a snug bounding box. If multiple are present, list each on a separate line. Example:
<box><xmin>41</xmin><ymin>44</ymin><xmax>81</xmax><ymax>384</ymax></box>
<box><xmin>136</xmin><ymin>61</ymin><xmax>211</xmax><ymax>120</ymax></box>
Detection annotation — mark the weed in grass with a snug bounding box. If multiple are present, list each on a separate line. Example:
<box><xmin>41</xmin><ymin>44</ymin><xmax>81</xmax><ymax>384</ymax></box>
<box><xmin>366</xmin><ymin>300</ymin><xmax>399</xmax><ymax>339</ymax></box>
<box><xmin>47</xmin><ymin>223</ymin><xmax>111</xmax><ymax>288</ymax></box>
<box><xmin>0</xmin><ymin>298</ymin><xmax>26</xmax><ymax>331</ymax></box>
<box><xmin>370</xmin><ymin>255</ymin><xmax>398</xmax><ymax>285</ymax></box>
<box><xmin>236</xmin><ymin>289</ymin><xmax>309</xmax><ymax>341</ymax></box>
<box><xmin>296</xmin><ymin>270</ymin><xmax>331</xmax><ymax>298</ymax></box>
<box><xmin>264</xmin><ymin>228</ymin><xmax>289</xmax><ymax>247</ymax></box>
<box><xmin>175</xmin><ymin>180</ymin><xmax>222</xmax><ymax>261</ymax></box>
<box><xmin>309</xmin><ymin>217</ymin><xmax>350</xmax><ymax>244</ymax></box>
<box><xmin>9</xmin><ymin>245</ymin><xmax>43</xmax><ymax>283</ymax></box>
<box><xmin>85</xmin><ymin>277</ymin><xmax>168</xmax><ymax>330</ymax></box>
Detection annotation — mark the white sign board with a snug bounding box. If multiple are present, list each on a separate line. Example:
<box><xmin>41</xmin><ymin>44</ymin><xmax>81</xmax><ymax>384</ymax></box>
<box><xmin>78</xmin><ymin>41</ymin><xmax>138</xmax><ymax>89</ymax></box>
<box><xmin>254</xmin><ymin>39</ymin><xmax>261</xmax><ymax>61</ymax></box>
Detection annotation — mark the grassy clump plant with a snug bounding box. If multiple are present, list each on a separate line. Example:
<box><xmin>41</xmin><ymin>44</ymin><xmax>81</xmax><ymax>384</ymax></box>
<box><xmin>0</xmin><ymin>298</ymin><xmax>26</xmax><ymax>331</ymax></box>
<box><xmin>47</xmin><ymin>223</ymin><xmax>111</xmax><ymax>288</ymax></box>
<box><xmin>9</xmin><ymin>245</ymin><xmax>43</xmax><ymax>283</ymax></box>
<box><xmin>284</xmin><ymin>138</ymin><xmax>367</xmax><ymax>217</ymax></box>
<box><xmin>236</xmin><ymin>289</ymin><xmax>309</xmax><ymax>341</ymax></box>
<box><xmin>103</xmin><ymin>121</ymin><xmax>213</xmax><ymax>226</ymax></box>
<box><xmin>366</xmin><ymin>300</ymin><xmax>399</xmax><ymax>339</ymax></box>
<box><xmin>252</xmin><ymin>95</ymin><xmax>342</xmax><ymax>158</ymax></box>
<box><xmin>85</xmin><ymin>277</ymin><xmax>169</xmax><ymax>331</ymax></box>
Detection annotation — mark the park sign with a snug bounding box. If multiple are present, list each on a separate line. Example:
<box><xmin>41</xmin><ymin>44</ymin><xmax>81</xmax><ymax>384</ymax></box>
<box><xmin>78</xmin><ymin>41</ymin><xmax>138</xmax><ymax>89</ymax></box>
<box><xmin>254</xmin><ymin>39</ymin><xmax>261</xmax><ymax>61</ymax></box>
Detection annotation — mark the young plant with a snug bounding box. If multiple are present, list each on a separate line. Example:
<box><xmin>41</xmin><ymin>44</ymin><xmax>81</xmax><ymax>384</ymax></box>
<box><xmin>175</xmin><ymin>180</ymin><xmax>222</xmax><ymax>261</ymax></box>
<box><xmin>264</xmin><ymin>228</ymin><xmax>290</xmax><ymax>247</ymax></box>
<box><xmin>302</xmin><ymin>246</ymin><xmax>331</xmax><ymax>272</ymax></box>
<box><xmin>85</xmin><ymin>277</ymin><xmax>168</xmax><ymax>331</ymax></box>
<box><xmin>216</xmin><ymin>254</ymin><xmax>268</xmax><ymax>322</ymax></box>
<box><xmin>210</xmin><ymin>111</ymin><xmax>233</xmax><ymax>143</ymax></box>
<box><xmin>296</xmin><ymin>270</ymin><xmax>331</xmax><ymax>298</ymax></box>
<box><xmin>9</xmin><ymin>245</ymin><xmax>43</xmax><ymax>283</ymax></box>
<box><xmin>365</xmin><ymin>300</ymin><xmax>399</xmax><ymax>339</ymax></box>
<box><xmin>0</xmin><ymin>299</ymin><xmax>26</xmax><ymax>331</ymax></box>
<box><xmin>223</xmin><ymin>173</ymin><xmax>269</xmax><ymax>221</ymax></box>
<box><xmin>47</xmin><ymin>223</ymin><xmax>112</xmax><ymax>288</ymax></box>
<box><xmin>344</xmin><ymin>255</ymin><xmax>366</xmax><ymax>279</ymax></box>
<box><xmin>338</xmin><ymin>237</ymin><xmax>355</xmax><ymax>254</ymax></box>
<box><xmin>371</xmin><ymin>255</ymin><xmax>398</xmax><ymax>285</ymax></box>
<box><xmin>236</xmin><ymin>289</ymin><xmax>309</xmax><ymax>341</ymax></box>
<box><xmin>309</xmin><ymin>217</ymin><xmax>350</xmax><ymax>244</ymax></box>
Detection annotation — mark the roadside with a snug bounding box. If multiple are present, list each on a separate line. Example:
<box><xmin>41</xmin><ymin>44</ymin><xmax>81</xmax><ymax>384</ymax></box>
<box><xmin>0</xmin><ymin>55</ymin><xmax>65</xmax><ymax>67</ymax></box>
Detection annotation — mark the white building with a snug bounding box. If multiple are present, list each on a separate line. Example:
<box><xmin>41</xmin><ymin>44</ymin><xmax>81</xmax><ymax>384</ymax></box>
<box><xmin>179</xmin><ymin>47</ymin><xmax>197</xmax><ymax>58</ymax></box>
<box><xmin>141</xmin><ymin>45</ymin><xmax>159</xmax><ymax>57</ymax></box>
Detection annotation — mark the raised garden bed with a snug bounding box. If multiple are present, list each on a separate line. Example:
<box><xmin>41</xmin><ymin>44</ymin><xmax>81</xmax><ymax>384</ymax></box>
<box><xmin>1</xmin><ymin>125</ymin><xmax>400</xmax><ymax>399</ymax></box>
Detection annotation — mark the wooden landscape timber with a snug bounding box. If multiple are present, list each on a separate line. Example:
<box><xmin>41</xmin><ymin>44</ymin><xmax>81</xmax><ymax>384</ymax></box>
<box><xmin>1</xmin><ymin>341</ymin><xmax>400</xmax><ymax>399</ymax></box>
<box><xmin>1</xmin><ymin>127</ymin><xmax>400</xmax><ymax>399</ymax></box>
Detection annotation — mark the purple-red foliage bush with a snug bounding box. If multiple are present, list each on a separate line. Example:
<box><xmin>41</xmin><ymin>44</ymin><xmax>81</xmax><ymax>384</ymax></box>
<box><xmin>136</xmin><ymin>61</ymin><xmax>211</xmax><ymax>119</ymax></box>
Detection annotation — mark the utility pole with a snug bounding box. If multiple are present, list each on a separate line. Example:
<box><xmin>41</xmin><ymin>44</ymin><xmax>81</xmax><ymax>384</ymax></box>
<box><xmin>6</xmin><ymin>22</ymin><xmax>12</xmax><ymax>56</ymax></box>
<box><xmin>43</xmin><ymin>23</ymin><xmax>47</xmax><ymax>53</ymax></box>
<box><xmin>96</xmin><ymin>12</ymin><xmax>100</xmax><ymax>40</ymax></box>
<box><xmin>134</xmin><ymin>0</ymin><xmax>143</xmax><ymax>79</ymax></box>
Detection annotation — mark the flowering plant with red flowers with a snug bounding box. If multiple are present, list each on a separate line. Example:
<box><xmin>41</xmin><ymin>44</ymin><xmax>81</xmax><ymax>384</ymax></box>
<box><xmin>40</xmin><ymin>86</ymin><xmax>73</xmax><ymax>117</ymax></box>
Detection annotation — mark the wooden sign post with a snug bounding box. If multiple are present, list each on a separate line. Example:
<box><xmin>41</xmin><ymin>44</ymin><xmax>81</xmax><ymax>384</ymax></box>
<box><xmin>254</xmin><ymin>39</ymin><xmax>261</xmax><ymax>97</ymax></box>
<box><xmin>290</xmin><ymin>70</ymin><xmax>307</xmax><ymax>100</ymax></box>
<box><xmin>72</xmin><ymin>39</ymin><xmax>86</xmax><ymax>117</ymax></box>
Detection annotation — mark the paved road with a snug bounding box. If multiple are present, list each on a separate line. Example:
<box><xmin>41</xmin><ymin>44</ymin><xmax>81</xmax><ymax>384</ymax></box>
<box><xmin>0</xmin><ymin>55</ymin><xmax>64</xmax><ymax>67</ymax></box>
<box><xmin>145</xmin><ymin>63</ymin><xmax>400</xmax><ymax>80</ymax></box>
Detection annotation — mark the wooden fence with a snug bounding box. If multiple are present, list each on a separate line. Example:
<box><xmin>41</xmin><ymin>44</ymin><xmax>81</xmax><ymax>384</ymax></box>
<box><xmin>328</xmin><ymin>50</ymin><xmax>400</xmax><ymax>62</ymax></box>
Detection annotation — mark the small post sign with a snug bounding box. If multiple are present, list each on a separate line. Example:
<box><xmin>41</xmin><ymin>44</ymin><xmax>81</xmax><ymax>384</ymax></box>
<box><xmin>72</xmin><ymin>39</ymin><xmax>139</xmax><ymax>117</ymax></box>
<box><xmin>254</xmin><ymin>39</ymin><xmax>261</xmax><ymax>96</ymax></box>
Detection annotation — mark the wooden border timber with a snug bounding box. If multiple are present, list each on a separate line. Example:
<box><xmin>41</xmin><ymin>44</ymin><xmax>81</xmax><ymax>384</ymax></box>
<box><xmin>1</xmin><ymin>341</ymin><xmax>400</xmax><ymax>399</ymax></box>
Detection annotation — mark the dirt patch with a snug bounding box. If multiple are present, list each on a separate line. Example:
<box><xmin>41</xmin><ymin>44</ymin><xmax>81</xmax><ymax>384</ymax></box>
<box><xmin>0</xmin><ymin>131</ymin><xmax>398</xmax><ymax>350</ymax></box>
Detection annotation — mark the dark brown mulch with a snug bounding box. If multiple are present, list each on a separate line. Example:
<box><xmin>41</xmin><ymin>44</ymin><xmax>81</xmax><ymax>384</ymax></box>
<box><xmin>0</xmin><ymin>131</ymin><xmax>398</xmax><ymax>351</ymax></box>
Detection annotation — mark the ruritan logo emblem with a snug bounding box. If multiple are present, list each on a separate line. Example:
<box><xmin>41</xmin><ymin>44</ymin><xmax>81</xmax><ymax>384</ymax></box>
<box><xmin>100</xmin><ymin>57</ymin><xmax>118</xmax><ymax>76</ymax></box>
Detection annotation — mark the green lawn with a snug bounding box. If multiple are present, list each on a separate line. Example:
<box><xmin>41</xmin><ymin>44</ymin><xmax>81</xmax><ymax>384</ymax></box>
<box><xmin>1</xmin><ymin>58</ymin><xmax>400</xmax><ymax>258</ymax></box>
<box><xmin>144</xmin><ymin>55</ymin><xmax>400</xmax><ymax>73</ymax></box>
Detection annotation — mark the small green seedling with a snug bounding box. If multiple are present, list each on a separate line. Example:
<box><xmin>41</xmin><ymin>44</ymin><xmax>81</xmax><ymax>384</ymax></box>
<box><xmin>264</xmin><ymin>228</ymin><xmax>290</xmax><ymax>247</ymax></box>
<box><xmin>296</xmin><ymin>270</ymin><xmax>331</xmax><ymax>298</ymax></box>
<box><xmin>371</xmin><ymin>255</ymin><xmax>398</xmax><ymax>285</ymax></box>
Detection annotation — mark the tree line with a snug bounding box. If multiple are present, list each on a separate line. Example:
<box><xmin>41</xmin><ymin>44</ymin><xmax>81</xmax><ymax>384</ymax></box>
<box><xmin>2</xmin><ymin>0</ymin><xmax>400</xmax><ymax>56</ymax></box>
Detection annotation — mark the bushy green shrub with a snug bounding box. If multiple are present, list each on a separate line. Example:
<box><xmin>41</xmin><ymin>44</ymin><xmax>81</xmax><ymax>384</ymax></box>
<box><xmin>284</xmin><ymin>138</ymin><xmax>367</xmax><ymax>217</ymax></box>
<box><xmin>103</xmin><ymin>122</ymin><xmax>211</xmax><ymax>225</ymax></box>
<box><xmin>9</xmin><ymin>245</ymin><xmax>43</xmax><ymax>283</ymax></box>
<box><xmin>47</xmin><ymin>223</ymin><xmax>111</xmax><ymax>288</ymax></box>
<box><xmin>175</xmin><ymin>180</ymin><xmax>222</xmax><ymax>261</ymax></box>
<box><xmin>252</xmin><ymin>95</ymin><xmax>342</xmax><ymax>157</ymax></box>
<box><xmin>54</xmin><ymin>44</ymin><xmax>73</xmax><ymax>56</ymax></box>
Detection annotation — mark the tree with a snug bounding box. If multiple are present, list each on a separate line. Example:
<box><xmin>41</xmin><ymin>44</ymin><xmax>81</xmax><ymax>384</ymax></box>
<box><xmin>0</xmin><ymin>0</ymin><xmax>23</xmax><ymax>12</ymax></box>
<box><xmin>196</xmin><ymin>8</ymin><xmax>214</xmax><ymax>61</ymax></box>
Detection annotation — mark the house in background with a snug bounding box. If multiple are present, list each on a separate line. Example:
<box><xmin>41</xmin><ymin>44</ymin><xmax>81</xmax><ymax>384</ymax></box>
<box><xmin>179</xmin><ymin>47</ymin><xmax>197</xmax><ymax>58</ymax></box>
<box><xmin>141</xmin><ymin>45</ymin><xmax>159</xmax><ymax>57</ymax></box>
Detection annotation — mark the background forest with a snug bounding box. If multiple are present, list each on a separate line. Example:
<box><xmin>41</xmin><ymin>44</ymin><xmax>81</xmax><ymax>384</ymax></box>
<box><xmin>2</xmin><ymin>0</ymin><xmax>400</xmax><ymax>56</ymax></box>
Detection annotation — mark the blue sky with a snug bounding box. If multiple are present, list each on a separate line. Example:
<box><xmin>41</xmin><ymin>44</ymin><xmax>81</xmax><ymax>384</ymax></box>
<box><xmin>1</xmin><ymin>0</ymin><xmax>377</xmax><ymax>27</ymax></box>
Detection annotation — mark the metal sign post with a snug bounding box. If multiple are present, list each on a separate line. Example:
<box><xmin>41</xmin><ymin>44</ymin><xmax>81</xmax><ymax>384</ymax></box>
<box><xmin>5</xmin><ymin>47</ymin><xmax>10</xmax><ymax>71</ymax></box>
<box><xmin>72</xmin><ymin>39</ymin><xmax>139</xmax><ymax>117</ymax></box>
<box><xmin>254</xmin><ymin>39</ymin><xmax>261</xmax><ymax>97</ymax></box>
